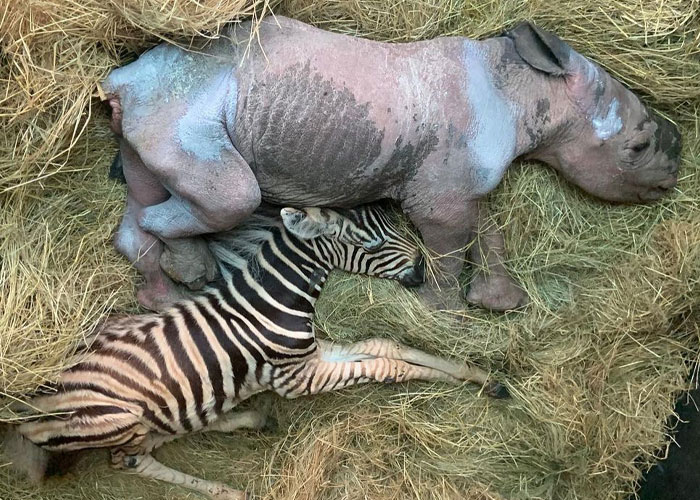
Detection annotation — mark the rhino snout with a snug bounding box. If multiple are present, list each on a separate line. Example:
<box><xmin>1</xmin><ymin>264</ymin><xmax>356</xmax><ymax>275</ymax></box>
<box><xmin>633</xmin><ymin>113</ymin><xmax>682</xmax><ymax>202</ymax></box>
<box><xmin>657</xmin><ymin>177</ymin><xmax>678</xmax><ymax>190</ymax></box>
<box><xmin>650</xmin><ymin>112</ymin><xmax>682</xmax><ymax>177</ymax></box>
<box><xmin>658</xmin><ymin>115</ymin><xmax>682</xmax><ymax>156</ymax></box>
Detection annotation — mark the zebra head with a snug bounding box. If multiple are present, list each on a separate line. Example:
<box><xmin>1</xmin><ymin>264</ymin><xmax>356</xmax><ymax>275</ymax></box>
<box><xmin>280</xmin><ymin>205</ymin><xmax>425</xmax><ymax>287</ymax></box>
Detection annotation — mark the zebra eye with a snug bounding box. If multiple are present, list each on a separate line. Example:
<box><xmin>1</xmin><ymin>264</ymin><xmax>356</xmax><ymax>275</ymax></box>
<box><xmin>363</xmin><ymin>239</ymin><xmax>385</xmax><ymax>253</ymax></box>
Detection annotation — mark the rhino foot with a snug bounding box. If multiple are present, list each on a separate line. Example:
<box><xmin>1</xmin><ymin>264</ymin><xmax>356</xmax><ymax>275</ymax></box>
<box><xmin>137</xmin><ymin>273</ymin><xmax>190</xmax><ymax>311</ymax></box>
<box><xmin>465</xmin><ymin>272</ymin><xmax>528</xmax><ymax>312</ymax></box>
<box><xmin>160</xmin><ymin>237</ymin><xmax>220</xmax><ymax>291</ymax></box>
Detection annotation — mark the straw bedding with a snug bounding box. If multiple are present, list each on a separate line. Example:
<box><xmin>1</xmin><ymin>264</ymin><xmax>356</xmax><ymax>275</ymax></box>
<box><xmin>0</xmin><ymin>0</ymin><xmax>698</xmax><ymax>498</ymax></box>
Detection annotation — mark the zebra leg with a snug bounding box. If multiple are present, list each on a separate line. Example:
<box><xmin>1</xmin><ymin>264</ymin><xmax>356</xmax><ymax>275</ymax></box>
<box><xmin>315</xmin><ymin>338</ymin><xmax>506</xmax><ymax>397</ymax></box>
<box><xmin>120</xmin><ymin>453</ymin><xmax>247</xmax><ymax>500</ymax></box>
<box><xmin>294</xmin><ymin>356</ymin><xmax>458</xmax><ymax>396</ymax></box>
<box><xmin>286</xmin><ymin>340</ymin><xmax>505</xmax><ymax>398</ymax></box>
<box><xmin>203</xmin><ymin>410</ymin><xmax>267</xmax><ymax>433</ymax></box>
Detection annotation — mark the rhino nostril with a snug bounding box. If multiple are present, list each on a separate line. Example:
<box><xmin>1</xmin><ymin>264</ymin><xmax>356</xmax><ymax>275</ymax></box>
<box><xmin>657</xmin><ymin>177</ymin><xmax>677</xmax><ymax>190</ymax></box>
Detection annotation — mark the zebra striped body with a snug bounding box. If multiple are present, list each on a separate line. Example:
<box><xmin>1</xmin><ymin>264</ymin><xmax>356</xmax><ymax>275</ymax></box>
<box><xmin>11</xmin><ymin>204</ymin><xmax>502</xmax><ymax>499</ymax></box>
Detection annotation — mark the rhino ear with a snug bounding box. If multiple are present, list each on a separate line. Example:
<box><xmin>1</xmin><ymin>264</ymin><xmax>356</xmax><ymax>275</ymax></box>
<box><xmin>506</xmin><ymin>21</ymin><xmax>572</xmax><ymax>76</ymax></box>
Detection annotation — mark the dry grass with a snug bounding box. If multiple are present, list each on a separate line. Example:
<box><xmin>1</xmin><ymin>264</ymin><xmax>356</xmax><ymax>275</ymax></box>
<box><xmin>0</xmin><ymin>0</ymin><xmax>699</xmax><ymax>499</ymax></box>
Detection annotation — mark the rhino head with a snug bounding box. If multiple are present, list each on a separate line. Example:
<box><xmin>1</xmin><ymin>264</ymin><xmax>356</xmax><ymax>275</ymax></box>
<box><xmin>506</xmin><ymin>22</ymin><xmax>681</xmax><ymax>202</ymax></box>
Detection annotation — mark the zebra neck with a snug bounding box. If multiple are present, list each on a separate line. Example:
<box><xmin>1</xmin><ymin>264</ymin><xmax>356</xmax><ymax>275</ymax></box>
<box><xmin>277</xmin><ymin>235</ymin><xmax>332</xmax><ymax>305</ymax></box>
<box><xmin>242</xmin><ymin>229</ymin><xmax>332</xmax><ymax>313</ymax></box>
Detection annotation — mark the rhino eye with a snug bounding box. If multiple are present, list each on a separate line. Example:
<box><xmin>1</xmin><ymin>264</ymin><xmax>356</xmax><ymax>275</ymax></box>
<box><xmin>631</xmin><ymin>140</ymin><xmax>650</xmax><ymax>153</ymax></box>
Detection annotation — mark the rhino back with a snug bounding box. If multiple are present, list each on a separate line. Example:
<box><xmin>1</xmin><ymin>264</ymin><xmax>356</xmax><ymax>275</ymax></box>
<box><xmin>234</xmin><ymin>61</ymin><xmax>386</xmax><ymax>204</ymax></box>
<box><xmin>104</xmin><ymin>38</ymin><xmax>234</xmax><ymax>118</ymax></box>
<box><xmin>229</xmin><ymin>17</ymin><xmax>468</xmax><ymax>206</ymax></box>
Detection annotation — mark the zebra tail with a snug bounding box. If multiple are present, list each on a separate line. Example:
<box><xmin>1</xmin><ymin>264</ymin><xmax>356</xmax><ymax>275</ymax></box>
<box><xmin>3</xmin><ymin>427</ymin><xmax>50</xmax><ymax>483</ymax></box>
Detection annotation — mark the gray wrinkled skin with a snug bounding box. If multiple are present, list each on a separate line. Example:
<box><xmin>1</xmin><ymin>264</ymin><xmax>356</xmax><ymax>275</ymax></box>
<box><xmin>102</xmin><ymin>17</ymin><xmax>682</xmax><ymax>312</ymax></box>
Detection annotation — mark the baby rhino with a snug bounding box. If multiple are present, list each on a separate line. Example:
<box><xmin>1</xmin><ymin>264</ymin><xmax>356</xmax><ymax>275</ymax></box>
<box><xmin>102</xmin><ymin>17</ymin><xmax>681</xmax><ymax>312</ymax></box>
<box><xmin>5</xmin><ymin>204</ymin><xmax>506</xmax><ymax>499</ymax></box>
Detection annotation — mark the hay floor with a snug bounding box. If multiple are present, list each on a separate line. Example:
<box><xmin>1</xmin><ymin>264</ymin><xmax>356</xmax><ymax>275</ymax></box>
<box><xmin>1</xmin><ymin>0</ymin><xmax>698</xmax><ymax>499</ymax></box>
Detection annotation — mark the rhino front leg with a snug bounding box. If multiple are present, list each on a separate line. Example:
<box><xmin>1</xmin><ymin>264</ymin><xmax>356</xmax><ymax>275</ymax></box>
<box><xmin>115</xmin><ymin>143</ymin><xmax>190</xmax><ymax>310</ymax></box>
<box><xmin>404</xmin><ymin>198</ymin><xmax>475</xmax><ymax>310</ymax></box>
<box><xmin>465</xmin><ymin>201</ymin><xmax>528</xmax><ymax>311</ymax></box>
<box><xmin>406</xmin><ymin>198</ymin><xmax>526</xmax><ymax>312</ymax></box>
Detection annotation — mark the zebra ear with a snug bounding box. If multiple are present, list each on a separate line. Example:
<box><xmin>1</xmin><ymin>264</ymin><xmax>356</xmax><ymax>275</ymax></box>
<box><xmin>281</xmin><ymin>208</ymin><xmax>339</xmax><ymax>240</ymax></box>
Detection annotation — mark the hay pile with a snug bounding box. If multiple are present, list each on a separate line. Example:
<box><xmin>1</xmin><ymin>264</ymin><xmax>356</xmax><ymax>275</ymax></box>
<box><xmin>1</xmin><ymin>0</ymin><xmax>698</xmax><ymax>499</ymax></box>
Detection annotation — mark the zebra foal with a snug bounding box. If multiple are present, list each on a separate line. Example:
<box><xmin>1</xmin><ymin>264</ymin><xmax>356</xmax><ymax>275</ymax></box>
<box><xmin>5</xmin><ymin>204</ymin><xmax>506</xmax><ymax>499</ymax></box>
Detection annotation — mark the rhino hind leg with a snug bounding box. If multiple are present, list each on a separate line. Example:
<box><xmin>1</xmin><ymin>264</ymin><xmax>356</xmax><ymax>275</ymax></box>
<box><xmin>131</xmin><ymin>140</ymin><xmax>261</xmax><ymax>292</ymax></box>
<box><xmin>112</xmin><ymin>78</ymin><xmax>261</xmax><ymax>295</ymax></box>
<box><xmin>111</xmin><ymin>151</ymin><xmax>219</xmax><ymax>291</ymax></box>
<box><xmin>113</xmin><ymin>142</ymin><xmax>190</xmax><ymax>310</ymax></box>
<box><xmin>160</xmin><ymin>236</ymin><xmax>220</xmax><ymax>291</ymax></box>
<box><xmin>114</xmin><ymin>192</ymin><xmax>190</xmax><ymax>311</ymax></box>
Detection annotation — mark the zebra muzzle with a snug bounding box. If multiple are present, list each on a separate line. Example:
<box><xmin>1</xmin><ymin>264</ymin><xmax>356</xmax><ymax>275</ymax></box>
<box><xmin>398</xmin><ymin>254</ymin><xmax>425</xmax><ymax>288</ymax></box>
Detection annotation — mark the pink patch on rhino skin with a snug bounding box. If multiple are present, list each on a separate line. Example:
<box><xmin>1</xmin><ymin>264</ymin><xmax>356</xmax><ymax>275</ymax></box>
<box><xmin>108</xmin><ymin>97</ymin><xmax>123</xmax><ymax>135</ymax></box>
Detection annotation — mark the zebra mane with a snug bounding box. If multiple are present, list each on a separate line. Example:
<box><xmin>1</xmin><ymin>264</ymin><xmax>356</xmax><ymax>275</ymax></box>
<box><xmin>206</xmin><ymin>211</ymin><xmax>287</xmax><ymax>278</ymax></box>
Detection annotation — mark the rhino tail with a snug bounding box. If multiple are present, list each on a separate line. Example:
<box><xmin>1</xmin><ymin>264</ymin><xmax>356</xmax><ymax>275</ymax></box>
<box><xmin>109</xmin><ymin>150</ymin><xmax>126</xmax><ymax>184</ymax></box>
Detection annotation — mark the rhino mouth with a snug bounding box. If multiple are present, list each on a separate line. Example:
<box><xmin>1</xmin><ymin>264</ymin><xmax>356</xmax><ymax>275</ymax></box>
<box><xmin>637</xmin><ymin>183</ymin><xmax>676</xmax><ymax>202</ymax></box>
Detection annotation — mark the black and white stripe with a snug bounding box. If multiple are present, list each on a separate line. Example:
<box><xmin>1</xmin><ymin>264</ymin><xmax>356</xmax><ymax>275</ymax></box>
<box><xmin>18</xmin><ymin>204</ymin><xmax>424</xmax><ymax>450</ymax></box>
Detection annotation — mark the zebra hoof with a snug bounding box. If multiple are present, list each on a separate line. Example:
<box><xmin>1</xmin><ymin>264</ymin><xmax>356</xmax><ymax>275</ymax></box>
<box><xmin>484</xmin><ymin>381</ymin><xmax>510</xmax><ymax>399</ymax></box>
<box><xmin>210</xmin><ymin>489</ymin><xmax>247</xmax><ymax>500</ymax></box>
